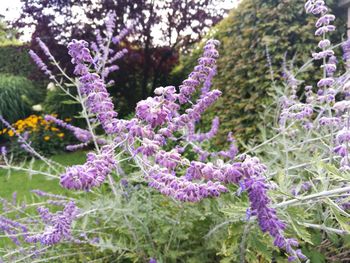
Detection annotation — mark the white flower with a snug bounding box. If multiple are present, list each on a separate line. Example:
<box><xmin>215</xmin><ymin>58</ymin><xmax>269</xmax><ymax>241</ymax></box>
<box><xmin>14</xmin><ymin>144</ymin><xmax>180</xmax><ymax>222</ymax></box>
<box><xmin>47</xmin><ymin>82</ymin><xmax>56</xmax><ymax>91</ymax></box>
<box><xmin>32</xmin><ymin>104</ymin><xmax>43</xmax><ymax>111</ymax></box>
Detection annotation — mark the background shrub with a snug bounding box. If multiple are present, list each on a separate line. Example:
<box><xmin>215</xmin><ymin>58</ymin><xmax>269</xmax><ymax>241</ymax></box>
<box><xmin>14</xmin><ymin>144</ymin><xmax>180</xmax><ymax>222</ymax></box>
<box><xmin>0</xmin><ymin>74</ymin><xmax>42</xmax><ymax>126</ymax></box>
<box><xmin>171</xmin><ymin>0</ymin><xmax>346</xmax><ymax>146</ymax></box>
<box><xmin>43</xmin><ymin>88</ymin><xmax>82</xmax><ymax>119</ymax></box>
<box><xmin>0</xmin><ymin>44</ymin><xmax>37</xmax><ymax>77</ymax></box>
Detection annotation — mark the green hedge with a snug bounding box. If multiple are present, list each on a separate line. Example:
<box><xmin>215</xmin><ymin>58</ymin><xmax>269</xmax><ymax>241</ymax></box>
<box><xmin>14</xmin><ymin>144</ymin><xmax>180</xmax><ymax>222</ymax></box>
<box><xmin>0</xmin><ymin>44</ymin><xmax>37</xmax><ymax>77</ymax></box>
<box><xmin>171</xmin><ymin>0</ymin><xmax>345</xmax><ymax>145</ymax></box>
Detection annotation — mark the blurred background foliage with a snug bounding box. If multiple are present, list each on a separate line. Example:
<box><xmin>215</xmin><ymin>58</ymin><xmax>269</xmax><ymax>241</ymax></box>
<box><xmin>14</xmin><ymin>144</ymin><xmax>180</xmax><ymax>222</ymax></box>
<box><xmin>12</xmin><ymin>0</ymin><xmax>231</xmax><ymax>117</ymax></box>
<box><xmin>0</xmin><ymin>74</ymin><xmax>42</xmax><ymax>126</ymax></box>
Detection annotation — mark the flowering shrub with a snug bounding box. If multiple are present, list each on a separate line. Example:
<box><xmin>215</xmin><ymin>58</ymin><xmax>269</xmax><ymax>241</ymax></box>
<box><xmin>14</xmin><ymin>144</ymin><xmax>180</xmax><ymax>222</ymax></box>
<box><xmin>1</xmin><ymin>3</ymin><xmax>350</xmax><ymax>262</ymax></box>
<box><xmin>0</xmin><ymin>114</ymin><xmax>70</xmax><ymax>157</ymax></box>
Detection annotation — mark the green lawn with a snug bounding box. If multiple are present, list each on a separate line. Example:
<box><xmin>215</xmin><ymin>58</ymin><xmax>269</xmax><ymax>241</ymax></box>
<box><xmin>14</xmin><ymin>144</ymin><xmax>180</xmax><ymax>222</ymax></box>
<box><xmin>0</xmin><ymin>151</ymin><xmax>87</xmax><ymax>201</ymax></box>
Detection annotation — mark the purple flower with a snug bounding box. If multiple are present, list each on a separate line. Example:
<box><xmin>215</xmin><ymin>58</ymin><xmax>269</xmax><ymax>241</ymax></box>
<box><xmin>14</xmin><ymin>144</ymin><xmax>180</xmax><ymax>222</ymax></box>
<box><xmin>185</xmin><ymin>161</ymin><xmax>243</xmax><ymax>184</ymax></box>
<box><xmin>241</xmin><ymin>156</ymin><xmax>306</xmax><ymax>261</ymax></box>
<box><xmin>219</xmin><ymin>132</ymin><xmax>239</xmax><ymax>159</ymax></box>
<box><xmin>315</xmin><ymin>25</ymin><xmax>336</xmax><ymax>35</ymax></box>
<box><xmin>60</xmin><ymin>146</ymin><xmax>115</xmax><ymax>191</ymax></box>
<box><xmin>108</xmin><ymin>48</ymin><xmax>128</xmax><ymax>64</ymax></box>
<box><xmin>136</xmin><ymin>87</ymin><xmax>180</xmax><ymax>128</ymax></box>
<box><xmin>0</xmin><ymin>146</ymin><xmax>7</xmax><ymax>156</ymax></box>
<box><xmin>334</xmin><ymin>145</ymin><xmax>348</xmax><ymax>157</ymax></box>
<box><xmin>26</xmin><ymin>201</ymin><xmax>78</xmax><ymax>245</ymax></box>
<box><xmin>186</xmin><ymin>90</ymin><xmax>221</xmax><ymax>121</ymax></box>
<box><xmin>45</xmin><ymin>115</ymin><xmax>92</xmax><ymax>143</ymax></box>
<box><xmin>322</xmin><ymin>55</ymin><xmax>337</xmax><ymax>76</ymax></box>
<box><xmin>36</xmin><ymin>38</ymin><xmax>54</xmax><ymax>60</ymax></box>
<box><xmin>31</xmin><ymin>190</ymin><xmax>69</xmax><ymax>200</ymax></box>
<box><xmin>0</xmin><ymin>216</ymin><xmax>28</xmax><ymax>245</ymax></box>
<box><xmin>317</xmin><ymin>77</ymin><xmax>334</xmax><ymax>87</ymax></box>
<box><xmin>67</xmin><ymin>39</ymin><xmax>93</xmax><ymax>65</ymax></box>
<box><xmin>312</xmin><ymin>50</ymin><xmax>334</xmax><ymax>60</ymax></box>
<box><xmin>333</xmin><ymin>101</ymin><xmax>350</xmax><ymax>112</ymax></box>
<box><xmin>188</xmin><ymin>117</ymin><xmax>219</xmax><ymax>142</ymax></box>
<box><xmin>315</xmin><ymin>14</ymin><xmax>335</xmax><ymax>27</ymax></box>
<box><xmin>101</xmin><ymin>65</ymin><xmax>119</xmax><ymax>79</ymax></box>
<box><xmin>112</xmin><ymin>23</ymin><xmax>133</xmax><ymax>45</ymax></box>
<box><xmin>105</xmin><ymin>11</ymin><xmax>116</xmax><ymax>37</ymax></box>
<box><xmin>305</xmin><ymin>0</ymin><xmax>328</xmax><ymax>15</ymax></box>
<box><xmin>135</xmin><ymin>138</ymin><xmax>161</xmax><ymax>156</ymax></box>
<box><xmin>318</xmin><ymin>39</ymin><xmax>331</xmax><ymax>49</ymax></box>
<box><xmin>29</xmin><ymin>50</ymin><xmax>51</xmax><ymax>75</ymax></box>
<box><xmin>336</xmin><ymin>128</ymin><xmax>350</xmax><ymax>144</ymax></box>
<box><xmin>306</xmin><ymin>0</ymin><xmax>337</xmax><ymax>109</ymax></box>
<box><xmin>319</xmin><ymin>117</ymin><xmax>341</xmax><ymax>127</ymax></box>
<box><xmin>148</xmin><ymin>167</ymin><xmax>227</xmax><ymax>202</ymax></box>
<box><xmin>155</xmin><ymin>150</ymin><xmax>181</xmax><ymax>170</ymax></box>
<box><xmin>136</xmin><ymin>97</ymin><xmax>170</xmax><ymax>127</ymax></box>
<box><xmin>342</xmin><ymin>39</ymin><xmax>350</xmax><ymax>62</ymax></box>
<box><xmin>67</xmin><ymin>40</ymin><xmax>122</xmax><ymax>135</ymax></box>
<box><xmin>178</xmin><ymin>39</ymin><xmax>220</xmax><ymax>104</ymax></box>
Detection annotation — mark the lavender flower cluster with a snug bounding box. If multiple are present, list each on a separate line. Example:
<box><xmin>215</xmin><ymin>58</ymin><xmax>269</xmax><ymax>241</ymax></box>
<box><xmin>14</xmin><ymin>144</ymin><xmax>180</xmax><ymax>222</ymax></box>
<box><xmin>26</xmin><ymin>201</ymin><xmax>78</xmax><ymax>245</ymax></box>
<box><xmin>241</xmin><ymin>157</ymin><xmax>306</xmax><ymax>262</ymax></box>
<box><xmin>59</xmin><ymin>36</ymin><xmax>306</xmax><ymax>259</ymax></box>
<box><xmin>60</xmin><ymin>145</ymin><xmax>116</xmax><ymax>190</ymax></box>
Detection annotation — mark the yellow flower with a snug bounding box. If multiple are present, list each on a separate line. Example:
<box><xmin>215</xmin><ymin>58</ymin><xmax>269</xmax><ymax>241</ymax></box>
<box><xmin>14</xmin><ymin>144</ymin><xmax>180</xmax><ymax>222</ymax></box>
<box><xmin>57</xmin><ymin>133</ymin><xmax>64</xmax><ymax>138</ymax></box>
<box><xmin>8</xmin><ymin>130</ymin><xmax>14</xmax><ymax>137</ymax></box>
<box><xmin>64</xmin><ymin>118</ymin><xmax>72</xmax><ymax>122</ymax></box>
<box><xmin>44</xmin><ymin>136</ymin><xmax>50</xmax><ymax>141</ymax></box>
<box><xmin>40</xmin><ymin>120</ymin><xmax>48</xmax><ymax>126</ymax></box>
<box><xmin>51</xmin><ymin>127</ymin><xmax>59</xmax><ymax>132</ymax></box>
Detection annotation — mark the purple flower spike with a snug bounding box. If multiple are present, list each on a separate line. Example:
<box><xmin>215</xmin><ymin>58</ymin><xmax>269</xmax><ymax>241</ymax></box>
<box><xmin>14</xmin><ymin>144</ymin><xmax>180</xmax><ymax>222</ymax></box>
<box><xmin>67</xmin><ymin>39</ymin><xmax>123</xmax><ymax>134</ymax></box>
<box><xmin>148</xmin><ymin>167</ymin><xmax>227</xmax><ymax>202</ymax></box>
<box><xmin>26</xmin><ymin>201</ymin><xmax>78</xmax><ymax>245</ymax></box>
<box><xmin>29</xmin><ymin>50</ymin><xmax>52</xmax><ymax>76</ymax></box>
<box><xmin>178</xmin><ymin>39</ymin><xmax>220</xmax><ymax>104</ymax></box>
<box><xmin>45</xmin><ymin>115</ymin><xmax>92</xmax><ymax>143</ymax></box>
<box><xmin>60</xmin><ymin>146</ymin><xmax>116</xmax><ymax>191</ymax></box>
<box><xmin>241</xmin><ymin>156</ymin><xmax>306</xmax><ymax>261</ymax></box>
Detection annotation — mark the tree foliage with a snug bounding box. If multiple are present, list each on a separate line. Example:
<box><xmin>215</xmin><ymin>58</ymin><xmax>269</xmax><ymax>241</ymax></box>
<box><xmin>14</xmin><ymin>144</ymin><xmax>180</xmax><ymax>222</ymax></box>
<box><xmin>14</xmin><ymin>0</ymin><xmax>231</xmax><ymax>116</ymax></box>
